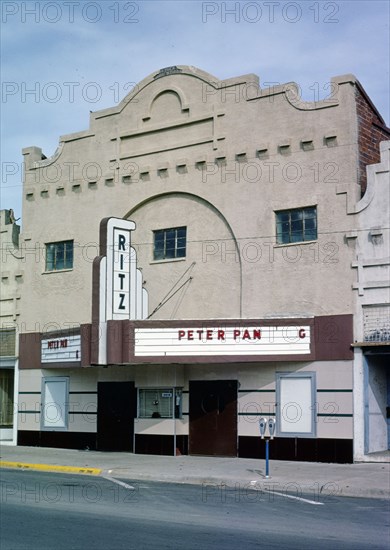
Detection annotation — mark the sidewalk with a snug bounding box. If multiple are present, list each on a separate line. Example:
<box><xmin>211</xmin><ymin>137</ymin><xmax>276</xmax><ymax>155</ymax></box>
<box><xmin>1</xmin><ymin>445</ymin><xmax>389</xmax><ymax>500</ymax></box>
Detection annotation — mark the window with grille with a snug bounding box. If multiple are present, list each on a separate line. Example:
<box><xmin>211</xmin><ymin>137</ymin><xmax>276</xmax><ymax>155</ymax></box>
<box><xmin>276</xmin><ymin>207</ymin><xmax>317</xmax><ymax>244</ymax></box>
<box><xmin>153</xmin><ymin>227</ymin><xmax>186</xmax><ymax>261</ymax></box>
<box><xmin>46</xmin><ymin>240</ymin><xmax>74</xmax><ymax>271</ymax></box>
<box><xmin>363</xmin><ymin>305</ymin><xmax>390</xmax><ymax>342</ymax></box>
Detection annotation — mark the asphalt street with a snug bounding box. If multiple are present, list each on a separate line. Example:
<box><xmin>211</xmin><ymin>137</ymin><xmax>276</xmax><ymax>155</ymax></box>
<box><xmin>1</xmin><ymin>445</ymin><xmax>389</xmax><ymax>500</ymax></box>
<box><xmin>1</xmin><ymin>469</ymin><xmax>389</xmax><ymax>550</ymax></box>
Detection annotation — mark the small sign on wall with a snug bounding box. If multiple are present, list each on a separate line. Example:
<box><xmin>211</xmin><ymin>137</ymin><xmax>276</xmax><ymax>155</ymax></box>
<box><xmin>41</xmin><ymin>335</ymin><xmax>81</xmax><ymax>363</ymax></box>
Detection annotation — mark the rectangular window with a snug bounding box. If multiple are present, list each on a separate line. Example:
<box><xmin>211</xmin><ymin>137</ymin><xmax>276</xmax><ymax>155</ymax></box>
<box><xmin>46</xmin><ymin>241</ymin><xmax>74</xmax><ymax>271</ymax></box>
<box><xmin>138</xmin><ymin>388</ymin><xmax>182</xmax><ymax>419</ymax></box>
<box><xmin>276</xmin><ymin>207</ymin><xmax>317</xmax><ymax>244</ymax></box>
<box><xmin>153</xmin><ymin>227</ymin><xmax>186</xmax><ymax>261</ymax></box>
<box><xmin>276</xmin><ymin>372</ymin><xmax>316</xmax><ymax>437</ymax></box>
<box><xmin>41</xmin><ymin>377</ymin><xmax>69</xmax><ymax>430</ymax></box>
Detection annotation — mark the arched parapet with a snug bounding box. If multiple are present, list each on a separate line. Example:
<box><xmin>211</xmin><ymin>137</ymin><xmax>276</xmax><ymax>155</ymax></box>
<box><xmin>92</xmin><ymin>65</ymin><xmax>259</xmax><ymax>121</ymax></box>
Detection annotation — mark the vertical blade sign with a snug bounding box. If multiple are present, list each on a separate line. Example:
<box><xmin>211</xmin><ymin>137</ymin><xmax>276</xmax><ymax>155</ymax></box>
<box><xmin>113</xmin><ymin>228</ymin><xmax>131</xmax><ymax>316</ymax></box>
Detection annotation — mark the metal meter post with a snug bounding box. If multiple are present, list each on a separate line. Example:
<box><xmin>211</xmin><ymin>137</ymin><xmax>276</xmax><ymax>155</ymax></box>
<box><xmin>259</xmin><ymin>417</ymin><xmax>276</xmax><ymax>479</ymax></box>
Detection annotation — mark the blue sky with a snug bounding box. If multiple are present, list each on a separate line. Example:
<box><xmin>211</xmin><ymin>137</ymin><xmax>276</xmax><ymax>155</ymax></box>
<box><xmin>1</xmin><ymin>0</ymin><xmax>389</xmax><ymax>221</ymax></box>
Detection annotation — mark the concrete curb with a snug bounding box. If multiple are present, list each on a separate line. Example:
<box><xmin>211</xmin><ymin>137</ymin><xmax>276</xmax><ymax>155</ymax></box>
<box><xmin>105</xmin><ymin>469</ymin><xmax>390</xmax><ymax>500</ymax></box>
<box><xmin>0</xmin><ymin>461</ymin><xmax>101</xmax><ymax>476</ymax></box>
<box><xmin>1</xmin><ymin>460</ymin><xmax>388</xmax><ymax>500</ymax></box>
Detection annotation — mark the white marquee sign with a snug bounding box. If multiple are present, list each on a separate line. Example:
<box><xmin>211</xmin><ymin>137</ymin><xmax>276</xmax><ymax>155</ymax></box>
<box><xmin>134</xmin><ymin>326</ymin><xmax>311</xmax><ymax>357</ymax></box>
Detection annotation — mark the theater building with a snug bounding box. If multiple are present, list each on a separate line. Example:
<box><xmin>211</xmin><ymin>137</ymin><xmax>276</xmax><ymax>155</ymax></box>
<box><xmin>16</xmin><ymin>66</ymin><xmax>389</xmax><ymax>462</ymax></box>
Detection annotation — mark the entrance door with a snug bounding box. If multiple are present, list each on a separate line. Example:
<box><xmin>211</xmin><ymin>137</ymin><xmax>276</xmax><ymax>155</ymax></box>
<box><xmin>97</xmin><ymin>382</ymin><xmax>136</xmax><ymax>451</ymax></box>
<box><xmin>189</xmin><ymin>380</ymin><xmax>238</xmax><ymax>456</ymax></box>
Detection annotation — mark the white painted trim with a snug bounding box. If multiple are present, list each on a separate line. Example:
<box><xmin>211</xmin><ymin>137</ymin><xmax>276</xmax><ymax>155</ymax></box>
<box><xmin>98</xmin><ymin>322</ymin><xmax>107</xmax><ymax>365</ymax></box>
<box><xmin>136</xmin><ymin>268</ymin><xmax>143</xmax><ymax>320</ymax></box>
<box><xmin>99</xmin><ymin>257</ymin><xmax>107</xmax><ymax>323</ymax></box>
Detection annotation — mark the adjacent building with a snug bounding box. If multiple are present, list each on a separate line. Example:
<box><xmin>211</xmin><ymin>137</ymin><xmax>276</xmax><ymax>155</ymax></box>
<box><xmin>15</xmin><ymin>66</ymin><xmax>389</xmax><ymax>461</ymax></box>
<box><xmin>0</xmin><ymin>209</ymin><xmax>22</xmax><ymax>445</ymax></box>
<box><xmin>350</xmin><ymin>141</ymin><xmax>390</xmax><ymax>461</ymax></box>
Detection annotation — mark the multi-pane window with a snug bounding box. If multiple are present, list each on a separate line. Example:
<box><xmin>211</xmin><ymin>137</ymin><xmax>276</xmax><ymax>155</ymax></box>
<box><xmin>46</xmin><ymin>240</ymin><xmax>74</xmax><ymax>271</ymax></box>
<box><xmin>153</xmin><ymin>227</ymin><xmax>186</xmax><ymax>261</ymax></box>
<box><xmin>138</xmin><ymin>388</ymin><xmax>182</xmax><ymax>418</ymax></box>
<box><xmin>276</xmin><ymin>207</ymin><xmax>317</xmax><ymax>244</ymax></box>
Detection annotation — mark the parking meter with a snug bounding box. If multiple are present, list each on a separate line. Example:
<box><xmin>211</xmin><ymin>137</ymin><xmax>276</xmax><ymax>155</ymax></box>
<box><xmin>259</xmin><ymin>417</ymin><xmax>267</xmax><ymax>439</ymax></box>
<box><xmin>268</xmin><ymin>417</ymin><xmax>276</xmax><ymax>439</ymax></box>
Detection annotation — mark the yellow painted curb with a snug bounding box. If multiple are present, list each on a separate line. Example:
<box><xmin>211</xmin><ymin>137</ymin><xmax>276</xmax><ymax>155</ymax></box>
<box><xmin>0</xmin><ymin>461</ymin><xmax>101</xmax><ymax>475</ymax></box>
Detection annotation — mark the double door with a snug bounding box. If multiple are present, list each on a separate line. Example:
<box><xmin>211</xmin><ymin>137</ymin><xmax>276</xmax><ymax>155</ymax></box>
<box><xmin>189</xmin><ymin>380</ymin><xmax>238</xmax><ymax>457</ymax></box>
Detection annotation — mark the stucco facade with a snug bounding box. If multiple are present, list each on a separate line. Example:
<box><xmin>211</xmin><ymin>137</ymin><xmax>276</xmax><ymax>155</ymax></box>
<box><xmin>21</xmin><ymin>69</ymin><xmax>364</xmax><ymax>326</ymax></box>
<box><xmin>16</xmin><ymin>66</ymin><xmax>389</xmax><ymax>461</ymax></box>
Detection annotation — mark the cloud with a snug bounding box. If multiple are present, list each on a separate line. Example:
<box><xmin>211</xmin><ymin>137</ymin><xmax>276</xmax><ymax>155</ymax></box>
<box><xmin>1</xmin><ymin>0</ymin><xmax>389</xmax><ymax>219</ymax></box>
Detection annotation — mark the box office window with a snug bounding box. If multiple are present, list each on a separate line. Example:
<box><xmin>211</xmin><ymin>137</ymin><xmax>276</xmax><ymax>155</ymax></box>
<box><xmin>276</xmin><ymin>372</ymin><xmax>316</xmax><ymax>437</ymax></box>
<box><xmin>153</xmin><ymin>227</ymin><xmax>186</xmax><ymax>261</ymax></box>
<box><xmin>276</xmin><ymin>207</ymin><xmax>317</xmax><ymax>244</ymax></box>
<box><xmin>46</xmin><ymin>240</ymin><xmax>74</xmax><ymax>271</ymax></box>
<box><xmin>41</xmin><ymin>377</ymin><xmax>69</xmax><ymax>430</ymax></box>
<box><xmin>138</xmin><ymin>388</ymin><xmax>182</xmax><ymax>418</ymax></box>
